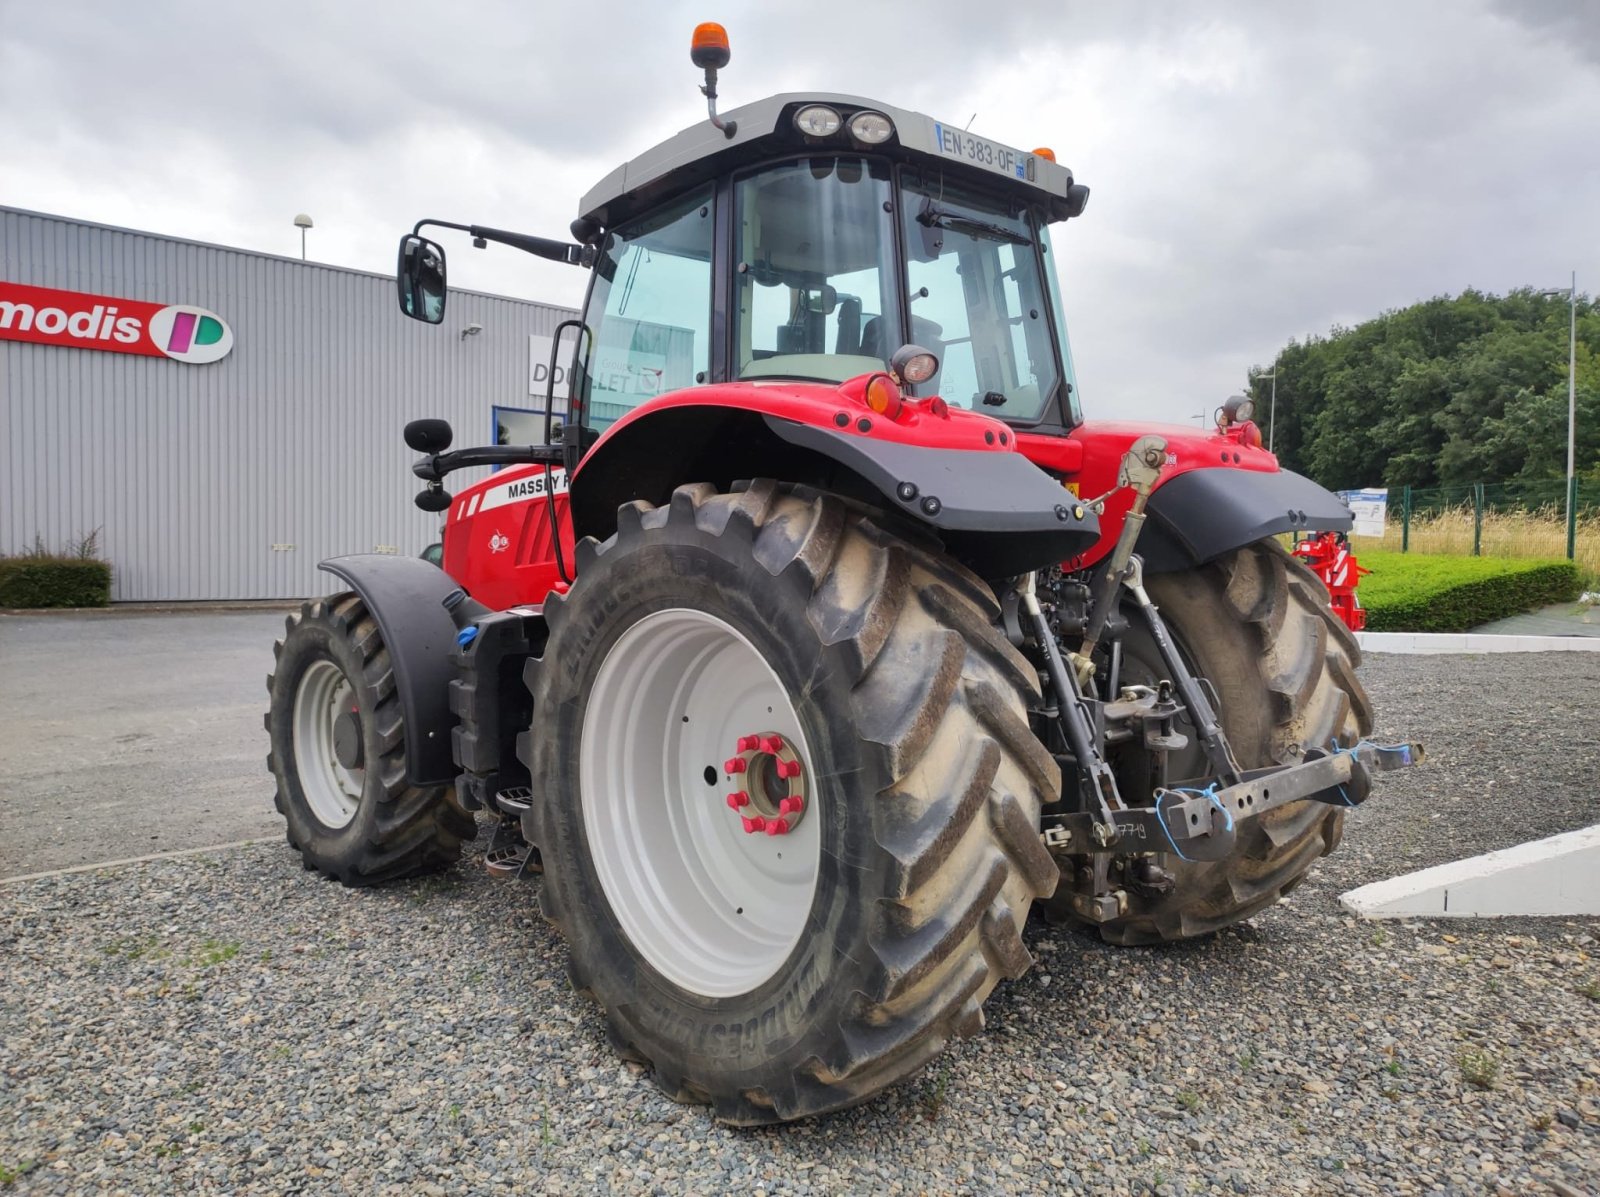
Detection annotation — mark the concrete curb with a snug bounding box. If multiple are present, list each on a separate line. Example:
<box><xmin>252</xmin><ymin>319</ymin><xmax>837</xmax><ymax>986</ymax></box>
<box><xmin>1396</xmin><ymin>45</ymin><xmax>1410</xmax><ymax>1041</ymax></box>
<box><xmin>1340</xmin><ymin>824</ymin><xmax>1600</xmax><ymax>918</ymax></box>
<box><xmin>1356</xmin><ymin>631</ymin><xmax>1600</xmax><ymax>653</ymax></box>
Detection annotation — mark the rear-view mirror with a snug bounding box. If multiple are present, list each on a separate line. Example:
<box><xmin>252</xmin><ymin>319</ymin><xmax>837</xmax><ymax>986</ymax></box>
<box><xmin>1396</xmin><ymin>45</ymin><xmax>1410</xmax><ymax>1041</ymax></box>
<box><xmin>397</xmin><ymin>235</ymin><xmax>448</xmax><ymax>324</ymax></box>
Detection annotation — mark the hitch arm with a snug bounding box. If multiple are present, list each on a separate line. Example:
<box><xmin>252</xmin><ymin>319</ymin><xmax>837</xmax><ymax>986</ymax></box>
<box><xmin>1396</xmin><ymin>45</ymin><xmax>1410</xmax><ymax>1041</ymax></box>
<box><xmin>1020</xmin><ymin>572</ymin><xmax>1123</xmax><ymax>847</ymax></box>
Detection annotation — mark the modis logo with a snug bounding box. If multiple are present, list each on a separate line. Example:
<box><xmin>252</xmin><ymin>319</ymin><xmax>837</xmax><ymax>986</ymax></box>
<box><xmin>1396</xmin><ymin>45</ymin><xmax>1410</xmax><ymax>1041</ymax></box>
<box><xmin>0</xmin><ymin>280</ymin><xmax>235</xmax><ymax>364</ymax></box>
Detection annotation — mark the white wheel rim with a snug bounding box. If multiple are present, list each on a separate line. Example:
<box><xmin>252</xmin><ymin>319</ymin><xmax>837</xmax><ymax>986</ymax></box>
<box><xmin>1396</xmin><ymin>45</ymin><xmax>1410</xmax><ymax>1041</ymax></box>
<box><xmin>579</xmin><ymin>608</ymin><xmax>821</xmax><ymax>998</ymax></box>
<box><xmin>292</xmin><ymin>659</ymin><xmax>364</xmax><ymax>830</ymax></box>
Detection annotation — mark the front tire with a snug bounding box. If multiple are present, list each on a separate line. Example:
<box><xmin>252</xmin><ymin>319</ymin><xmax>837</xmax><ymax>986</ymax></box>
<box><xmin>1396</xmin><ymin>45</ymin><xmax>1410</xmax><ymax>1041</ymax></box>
<box><xmin>1087</xmin><ymin>539</ymin><xmax>1374</xmax><ymax>945</ymax></box>
<box><xmin>524</xmin><ymin>482</ymin><xmax>1061</xmax><ymax>1124</ymax></box>
<box><xmin>266</xmin><ymin>594</ymin><xmax>477</xmax><ymax>885</ymax></box>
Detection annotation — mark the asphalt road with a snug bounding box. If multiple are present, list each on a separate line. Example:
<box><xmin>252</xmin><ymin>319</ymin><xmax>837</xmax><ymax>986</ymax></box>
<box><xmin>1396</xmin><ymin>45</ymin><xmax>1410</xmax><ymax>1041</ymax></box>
<box><xmin>0</xmin><ymin>610</ymin><xmax>292</xmax><ymax>879</ymax></box>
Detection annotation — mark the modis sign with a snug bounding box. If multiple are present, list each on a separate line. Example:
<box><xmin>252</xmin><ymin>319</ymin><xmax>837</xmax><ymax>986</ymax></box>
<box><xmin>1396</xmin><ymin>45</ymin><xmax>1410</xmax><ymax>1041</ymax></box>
<box><xmin>0</xmin><ymin>280</ymin><xmax>235</xmax><ymax>364</ymax></box>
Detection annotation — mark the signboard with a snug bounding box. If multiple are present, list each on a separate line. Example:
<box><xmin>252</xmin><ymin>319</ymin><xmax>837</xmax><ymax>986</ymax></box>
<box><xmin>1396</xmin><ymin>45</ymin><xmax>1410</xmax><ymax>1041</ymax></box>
<box><xmin>0</xmin><ymin>280</ymin><xmax>234</xmax><ymax>364</ymax></box>
<box><xmin>1340</xmin><ymin>488</ymin><xmax>1388</xmax><ymax>538</ymax></box>
<box><xmin>529</xmin><ymin>334</ymin><xmax>572</xmax><ymax>403</ymax></box>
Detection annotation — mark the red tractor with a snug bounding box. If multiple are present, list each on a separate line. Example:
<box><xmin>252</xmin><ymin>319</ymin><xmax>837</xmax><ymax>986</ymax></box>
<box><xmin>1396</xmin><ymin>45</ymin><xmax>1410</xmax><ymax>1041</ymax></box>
<box><xmin>266</xmin><ymin>26</ymin><xmax>1419</xmax><ymax>1124</ymax></box>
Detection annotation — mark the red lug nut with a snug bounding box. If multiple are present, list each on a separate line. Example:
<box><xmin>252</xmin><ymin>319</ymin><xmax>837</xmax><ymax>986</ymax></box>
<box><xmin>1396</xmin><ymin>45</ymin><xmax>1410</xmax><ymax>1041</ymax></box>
<box><xmin>726</xmin><ymin>791</ymin><xmax>749</xmax><ymax>810</ymax></box>
<box><xmin>778</xmin><ymin>796</ymin><xmax>804</xmax><ymax>816</ymax></box>
<box><xmin>742</xmin><ymin>815</ymin><xmax>766</xmax><ymax>834</ymax></box>
<box><xmin>736</xmin><ymin>735</ymin><xmax>762</xmax><ymax>753</ymax></box>
<box><xmin>776</xmin><ymin>759</ymin><xmax>801</xmax><ymax>779</ymax></box>
<box><xmin>759</xmin><ymin>735</ymin><xmax>785</xmax><ymax>755</ymax></box>
<box><xmin>764</xmin><ymin>817</ymin><xmax>790</xmax><ymax>836</ymax></box>
<box><xmin>723</xmin><ymin>757</ymin><xmax>747</xmax><ymax>774</ymax></box>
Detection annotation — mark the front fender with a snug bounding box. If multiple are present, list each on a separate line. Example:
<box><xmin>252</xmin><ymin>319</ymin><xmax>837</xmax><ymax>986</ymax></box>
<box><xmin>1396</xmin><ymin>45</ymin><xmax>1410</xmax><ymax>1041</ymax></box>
<box><xmin>1140</xmin><ymin>468</ymin><xmax>1352</xmax><ymax>572</ymax></box>
<box><xmin>318</xmin><ymin>555</ymin><xmax>473</xmax><ymax>786</ymax></box>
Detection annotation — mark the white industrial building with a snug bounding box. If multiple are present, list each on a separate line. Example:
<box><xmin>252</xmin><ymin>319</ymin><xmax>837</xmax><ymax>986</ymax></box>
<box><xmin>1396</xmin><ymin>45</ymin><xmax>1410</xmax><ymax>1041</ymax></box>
<box><xmin>1</xmin><ymin>206</ymin><xmax>575</xmax><ymax>601</ymax></box>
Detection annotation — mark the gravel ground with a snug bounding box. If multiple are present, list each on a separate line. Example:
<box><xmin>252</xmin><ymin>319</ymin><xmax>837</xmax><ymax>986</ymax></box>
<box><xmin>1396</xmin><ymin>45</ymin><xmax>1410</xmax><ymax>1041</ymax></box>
<box><xmin>2</xmin><ymin>652</ymin><xmax>1598</xmax><ymax>1195</ymax></box>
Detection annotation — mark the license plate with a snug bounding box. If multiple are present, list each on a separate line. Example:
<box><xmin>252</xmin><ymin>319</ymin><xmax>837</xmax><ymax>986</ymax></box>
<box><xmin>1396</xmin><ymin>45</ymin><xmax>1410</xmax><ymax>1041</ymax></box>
<box><xmin>932</xmin><ymin>122</ymin><xmax>1030</xmax><ymax>180</ymax></box>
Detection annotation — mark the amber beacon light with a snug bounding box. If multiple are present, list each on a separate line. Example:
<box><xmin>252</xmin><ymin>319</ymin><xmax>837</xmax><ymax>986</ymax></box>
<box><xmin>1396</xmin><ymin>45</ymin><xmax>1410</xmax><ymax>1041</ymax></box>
<box><xmin>691</xmin><ymin>22</ymin><xmax>731</xmax><ymax>69</ymax></box>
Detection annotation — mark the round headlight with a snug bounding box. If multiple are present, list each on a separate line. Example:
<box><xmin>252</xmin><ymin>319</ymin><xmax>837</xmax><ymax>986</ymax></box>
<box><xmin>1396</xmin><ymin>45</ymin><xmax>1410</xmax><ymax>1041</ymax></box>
<box><xmin>793</xmin><ymin>105</ymin><xmax>842</xmax><ymax>138</ymax></box>
<box><xmin>890</xmin><ymin>343</ymin><xmax>940</xmax><ymax>385</ymax></box>
<box><xmin>1235</xmin><ymin>398</ymin><xmax>1255</xmax><ymax>421</ymax></box>
<box><xmin>848</xmin><ymin>111</ymin><xmax>894</xmax><ymax>145</ymax></box>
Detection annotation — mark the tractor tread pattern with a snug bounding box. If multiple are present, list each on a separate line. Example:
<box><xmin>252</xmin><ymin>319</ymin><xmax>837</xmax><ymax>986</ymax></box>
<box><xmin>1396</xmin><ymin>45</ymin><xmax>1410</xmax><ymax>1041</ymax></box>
<box><xmin>1091</xmin><ymin>539</ymin><xmax>1373</xmax><ymax>945</ymax></box>
<box><xmin>524</xmin><ymin>483</ymin><xmax>1058</xmax><ymax>1124</ymax></box>
<box><xmin>266</xmin><ymin>594</ymin><xmax>476</xmax><ymax>887</ymax></box>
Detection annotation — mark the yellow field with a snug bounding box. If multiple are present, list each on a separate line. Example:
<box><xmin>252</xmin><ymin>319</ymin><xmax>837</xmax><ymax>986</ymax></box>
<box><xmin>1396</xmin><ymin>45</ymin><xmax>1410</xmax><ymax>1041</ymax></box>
<box><xmin>1347</xmin><ymin>506</ymin><xmax>1600</xmax><ymax>583</ymax></box>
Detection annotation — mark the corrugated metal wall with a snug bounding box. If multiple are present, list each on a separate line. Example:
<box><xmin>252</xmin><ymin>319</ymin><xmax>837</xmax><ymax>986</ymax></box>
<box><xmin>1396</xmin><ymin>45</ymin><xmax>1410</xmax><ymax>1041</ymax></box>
<box><xmin>0</xmin><ymin>207</ymin><xmax>577</xmax><ymax>600</ymax></box>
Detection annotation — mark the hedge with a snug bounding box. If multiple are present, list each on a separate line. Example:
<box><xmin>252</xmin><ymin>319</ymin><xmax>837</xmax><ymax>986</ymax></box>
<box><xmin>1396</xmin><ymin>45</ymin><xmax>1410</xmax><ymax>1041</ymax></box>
<box><xmin>1355</xmin><ymin>551</ymin><xmax>1580</xmax><ymax>633</ymax></box>
<box><xmin>0</xmin><ymin>557</ymin><xmax>112</xmax><ymax>608</ymax></box>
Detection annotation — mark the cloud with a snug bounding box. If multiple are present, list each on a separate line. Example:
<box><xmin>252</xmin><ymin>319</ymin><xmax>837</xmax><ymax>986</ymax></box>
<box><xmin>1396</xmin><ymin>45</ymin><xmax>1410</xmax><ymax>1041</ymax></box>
<box><xmin>4</xmin><ymin>0</ymin><xmax>1597</xmax><ymax>432</ymax></box>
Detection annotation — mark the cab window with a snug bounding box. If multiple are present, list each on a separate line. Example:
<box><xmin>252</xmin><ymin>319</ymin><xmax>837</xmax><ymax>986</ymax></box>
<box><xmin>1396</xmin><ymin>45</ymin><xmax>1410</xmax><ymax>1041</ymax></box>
<box><xmin>580</xmin><ymin>188</ymin><xmax>713</xmax><ymax>432</ymax></box>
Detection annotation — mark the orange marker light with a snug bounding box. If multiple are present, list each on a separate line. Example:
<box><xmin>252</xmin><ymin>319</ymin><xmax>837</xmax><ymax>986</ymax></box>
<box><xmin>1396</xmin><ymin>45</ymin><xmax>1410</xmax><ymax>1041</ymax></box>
<box><xmin>864</xmin><ymin>374</ymin><xmax>904</xmax><ymax>419</ymax></box>
<box><xmin>1032</xmin><ymin>147</ymin><xmax>1056</xmax><ymax>162</ymax></box>
<box><xmin>691</xmin><ymin>22</ymin><xmax>731</xmax><ymax>69</ymax></box>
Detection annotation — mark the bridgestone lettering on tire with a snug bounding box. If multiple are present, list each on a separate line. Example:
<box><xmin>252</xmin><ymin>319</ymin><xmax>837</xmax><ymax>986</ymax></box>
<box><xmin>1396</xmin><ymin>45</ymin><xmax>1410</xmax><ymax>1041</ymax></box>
<box><xmin>1086</xmin><ymin>539</ymin><xmax>1374</xmax><ymax>945</ymax></box>
<box><xmin>266</xmin><ymin>594</ymin><xmax>477</xmax><ymax>885</ymax></box>
<box><xmin>523</xmin><ymin>482</ymin><xmax>1061</xmax><ymax>1124</ymax></box>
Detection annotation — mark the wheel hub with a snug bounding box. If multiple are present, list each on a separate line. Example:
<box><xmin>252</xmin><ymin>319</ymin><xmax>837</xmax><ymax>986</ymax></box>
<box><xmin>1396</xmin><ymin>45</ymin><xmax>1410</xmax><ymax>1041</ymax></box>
<box><xmin>578</xmin><ymin>608</ymin><xmax>821</xmax><ymax>998</ymax></box>
<box><xmin>332</xmin><ymin>709</ymin><xmax>365</xmax><ymax>770</ymax></box>
<box><xmin>724</xmin><ymin>731</ymin><xmax>806</xmax><ymax>835</ymax></box>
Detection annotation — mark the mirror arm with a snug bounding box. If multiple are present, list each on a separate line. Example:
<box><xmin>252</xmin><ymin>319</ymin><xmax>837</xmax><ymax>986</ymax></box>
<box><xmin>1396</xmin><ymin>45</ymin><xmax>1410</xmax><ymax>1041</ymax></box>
<box><xmin>411</xmin><ymin>218</ymin><xmax>590</xmax><ymax>266</ymax></box>
<box><xmin>413</xmin><ymin>445</ymin><xmax>563</xmax><ymax>481</ymax></box>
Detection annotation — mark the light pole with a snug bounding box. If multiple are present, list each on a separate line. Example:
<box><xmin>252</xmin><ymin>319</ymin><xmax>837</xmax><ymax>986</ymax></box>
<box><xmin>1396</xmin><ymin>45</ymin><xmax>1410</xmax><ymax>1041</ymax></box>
<box><xmin>293</xmin><ymin>213</ymin><xmax>314</xmax><ymax>261</ymax></box>
<box><xmin>1539</xmin><ymin>272</ymin><xmax>1578</xmax><ymax>558</ymax></box>
<box><xmin>1258</xmin><ymin>367</ymin><xmax>1279</xmax><ymax>452</ymax></box>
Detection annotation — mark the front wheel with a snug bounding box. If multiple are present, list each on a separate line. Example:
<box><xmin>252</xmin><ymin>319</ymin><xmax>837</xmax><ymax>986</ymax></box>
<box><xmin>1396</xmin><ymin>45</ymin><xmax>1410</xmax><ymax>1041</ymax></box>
<box><xmin>524</xmin><ymin>482</ymin><xmax>1061</xmax><ymax>1124</ymax></box>
<box><xmin>266</xmin><ymin>594</ymin><xmax>476</xmax><ymax>885</ymax></box>
<box><xmin>1082</xmin><ymin>539</ymin><xmax>1374</xmax><ymax>944</ymax></box>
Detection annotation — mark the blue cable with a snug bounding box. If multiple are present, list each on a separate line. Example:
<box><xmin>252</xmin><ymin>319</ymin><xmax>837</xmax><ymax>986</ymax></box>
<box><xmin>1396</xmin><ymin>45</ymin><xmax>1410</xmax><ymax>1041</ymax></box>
<box><xmin>1152</xmin><ymin>782</ymin><xmax>1233</xmax><ymax>862</ymax></box>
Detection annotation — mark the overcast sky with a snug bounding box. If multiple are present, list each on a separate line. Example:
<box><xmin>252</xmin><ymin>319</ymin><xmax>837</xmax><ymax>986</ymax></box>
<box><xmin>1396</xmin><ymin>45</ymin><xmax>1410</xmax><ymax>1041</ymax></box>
<box><xmin>3</xmin><ymin>0</ymin><xmax>1596</xmax><ymax>426</ymax></box>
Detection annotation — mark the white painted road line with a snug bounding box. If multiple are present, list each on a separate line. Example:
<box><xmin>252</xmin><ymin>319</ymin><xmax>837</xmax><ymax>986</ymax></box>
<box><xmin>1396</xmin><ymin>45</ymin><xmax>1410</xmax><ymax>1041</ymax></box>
<box><xmin>0</xmin><ymin>837</ymin><xmax>279</xmax><ymax>886</ymax></box>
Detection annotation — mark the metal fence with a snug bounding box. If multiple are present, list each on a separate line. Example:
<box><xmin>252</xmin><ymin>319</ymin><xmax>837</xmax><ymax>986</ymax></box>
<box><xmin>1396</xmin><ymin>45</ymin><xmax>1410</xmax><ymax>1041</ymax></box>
<box><xmin>1392</xmin><ymin>478</ymin><xmax>1596</xmax><ymax>560</ymax></box>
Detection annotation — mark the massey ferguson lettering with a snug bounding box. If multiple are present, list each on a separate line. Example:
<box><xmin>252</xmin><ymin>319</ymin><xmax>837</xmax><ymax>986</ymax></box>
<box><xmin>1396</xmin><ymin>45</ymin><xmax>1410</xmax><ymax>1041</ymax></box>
<box><xmin>0</xmin><ymin>281</ymin><xmax>234</xmax><ymax>364</ymax></box>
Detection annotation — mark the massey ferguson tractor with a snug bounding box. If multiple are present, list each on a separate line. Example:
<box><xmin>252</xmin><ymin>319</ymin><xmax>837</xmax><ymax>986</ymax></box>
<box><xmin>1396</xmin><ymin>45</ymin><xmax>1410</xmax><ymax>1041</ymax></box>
<box><xmin>265</xmin><ymin>25</ymin><xmax>1420</xmax><ymax>1124</ymax></box>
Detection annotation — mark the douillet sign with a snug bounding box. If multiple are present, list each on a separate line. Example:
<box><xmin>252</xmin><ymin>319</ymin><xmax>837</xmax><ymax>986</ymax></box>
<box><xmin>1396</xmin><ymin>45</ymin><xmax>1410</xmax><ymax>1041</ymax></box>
<box><xmin>0</xmin><ymin>280</ymin><xmax>235</xmax><ymax>364</ymax></box>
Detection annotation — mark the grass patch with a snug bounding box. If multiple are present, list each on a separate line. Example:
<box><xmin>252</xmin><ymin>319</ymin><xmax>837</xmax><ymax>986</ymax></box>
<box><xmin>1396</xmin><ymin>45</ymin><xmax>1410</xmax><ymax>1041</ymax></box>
<box><xmin>0</xmin><ymin>1161</ymin><xmax>36</xmax><ymax>1186</ymax></box>
<box><xmin>1355</xmin><ymin>551</ymin><xmax>1579</xmax><ymax>632</ymax></box>
<box><xmin>1351</xmin><ymin>505</ymin><xmax>1599</xmax><ymax>584</ymax></box>
<box><xmin>1457</xmin><ymin>1048</ymin><xmax>1500</xmax><ymax>1090</ymax></box>
<box><xmin>188</xmin><ymin>939</ymin><xmax>240</xmax><ymax>968</ymax></box>
<box><xmin>1176</xmin><ymin>1090</ymin><xmax>1202</xmax><ymax>1112</ymax></box>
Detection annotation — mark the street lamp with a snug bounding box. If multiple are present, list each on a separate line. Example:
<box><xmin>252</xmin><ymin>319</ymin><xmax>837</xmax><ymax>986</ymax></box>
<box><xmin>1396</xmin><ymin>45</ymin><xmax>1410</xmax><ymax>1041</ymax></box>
<box><xmin>1539</xmin><ymin>272</ymin><xmax>1578</xmax><ymax>558</ymax></box>
<box><xmin>293</xmin><ymin>213</ymin><xmax>314</xmax><ymax>261</ymax></box>
<box><xmin>1258</xmin><ymin>367</ymin><xmax>1279</xmax><ymax>452</ymax></box>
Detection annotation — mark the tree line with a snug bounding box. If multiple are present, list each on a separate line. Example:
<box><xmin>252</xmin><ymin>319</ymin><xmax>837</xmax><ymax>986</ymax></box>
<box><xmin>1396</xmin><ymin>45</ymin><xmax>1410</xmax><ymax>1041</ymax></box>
<box><xmin>1246</xmin><ymin>288</ymin><xmax>1597</xmax><ymax>491</ymax></box>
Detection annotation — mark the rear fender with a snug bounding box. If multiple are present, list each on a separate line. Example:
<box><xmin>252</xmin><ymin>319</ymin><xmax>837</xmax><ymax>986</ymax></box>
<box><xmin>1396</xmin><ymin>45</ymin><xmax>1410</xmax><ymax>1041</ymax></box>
<box><xmin>1140</xmin><ymin>468</ymin><xmax>1353</xmax><ymax>572</ymax></box>
<box><xmin>567</xmin><ymin>405</ymin><xmax>1099</xmax><ymax>577</ymax></box>
<box><xmin>318</xmin><ymin>555</ymin><xmax>480</xmax><ymax>786</ymax></box>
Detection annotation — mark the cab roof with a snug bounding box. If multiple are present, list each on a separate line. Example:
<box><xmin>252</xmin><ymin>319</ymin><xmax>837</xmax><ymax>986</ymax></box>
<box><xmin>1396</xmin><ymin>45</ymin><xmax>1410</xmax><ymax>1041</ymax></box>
<box><xmin>579</xmin><ymin>92</ymin><xmax>1080</xmax><ymax>231</ymax></box>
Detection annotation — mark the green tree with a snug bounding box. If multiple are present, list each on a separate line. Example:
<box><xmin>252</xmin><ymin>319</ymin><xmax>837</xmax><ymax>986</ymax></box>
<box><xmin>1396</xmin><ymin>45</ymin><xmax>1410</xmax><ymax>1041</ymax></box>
<box><xmin>1247</xmin><ymin>288</ymin><xmax>1597</xmax><ymax>491</ymax></box>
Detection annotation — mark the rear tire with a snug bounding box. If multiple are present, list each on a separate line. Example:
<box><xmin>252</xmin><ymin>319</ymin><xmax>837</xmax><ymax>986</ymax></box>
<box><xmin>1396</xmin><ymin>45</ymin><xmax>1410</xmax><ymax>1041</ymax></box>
<box><xmin>1085</xmin><ymin>539</ymin><xmax>1373</xmax><ymax>945</ymax></box>
<box><xmin>266</xmin><ymin>593</ymin><xmax>477</xmax><ymax>885</ymax></box>
<box><xmin>523</xmin><ymin>482</ymin><xmax>1061</xmax><ymax>1124</ymax></box>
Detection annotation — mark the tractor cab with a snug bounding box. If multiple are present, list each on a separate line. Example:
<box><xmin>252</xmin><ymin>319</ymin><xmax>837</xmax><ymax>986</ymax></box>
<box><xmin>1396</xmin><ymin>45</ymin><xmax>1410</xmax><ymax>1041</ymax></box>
<box><xmin>571</xmin><ymin>90</ymin><xmax>1090</xmax><ymax>438</ymax></box>
<box><xmin>398</xmin><ymin>29</ymin><xmax>1091</xmax><ymax>460</ymax></box>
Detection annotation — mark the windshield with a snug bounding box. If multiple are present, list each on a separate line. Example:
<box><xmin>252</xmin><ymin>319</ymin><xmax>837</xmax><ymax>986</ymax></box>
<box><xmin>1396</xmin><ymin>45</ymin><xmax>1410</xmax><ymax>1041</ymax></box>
<box><xmin>899</xmin><ymin>171</ymin><xmax>1062</xmax><ymax>421</ymax></box>
<box><xmin>734</xmin><ymin>157</ymin><xmax>899</xmax><ymax>383</ymax></box>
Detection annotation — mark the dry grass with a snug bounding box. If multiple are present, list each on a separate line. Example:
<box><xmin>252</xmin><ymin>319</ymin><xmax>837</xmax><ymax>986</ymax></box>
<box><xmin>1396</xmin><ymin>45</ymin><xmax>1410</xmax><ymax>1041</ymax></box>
<box><xmin>1349</xmin><ymin>506</ymin><xmax>1600</xmax><ymax>584</ymax></box>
